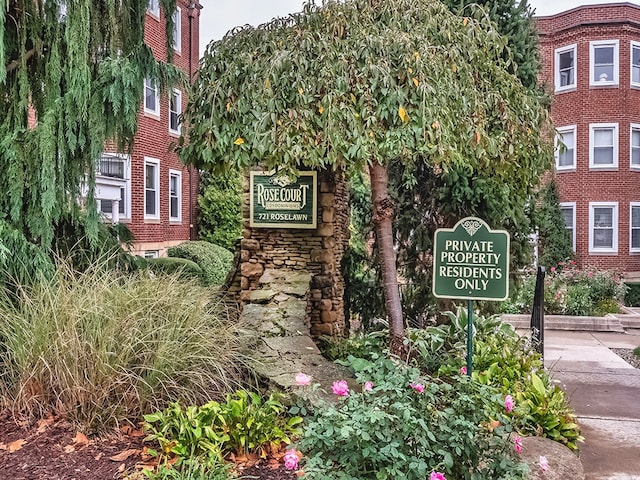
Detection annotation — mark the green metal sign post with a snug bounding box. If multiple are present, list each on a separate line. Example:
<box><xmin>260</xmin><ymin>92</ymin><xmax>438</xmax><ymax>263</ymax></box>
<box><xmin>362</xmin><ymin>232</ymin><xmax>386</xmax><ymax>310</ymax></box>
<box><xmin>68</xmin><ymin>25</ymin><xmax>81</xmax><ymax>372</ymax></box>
<box><xmin>433</xmin><ymin>217</ymin><xmax>510</xmax><ymax>377</ymax></box>
<box><xmin>249</xmin><ymin>171</ymin><xmax>317</xmax><ymax>229</ymax></box>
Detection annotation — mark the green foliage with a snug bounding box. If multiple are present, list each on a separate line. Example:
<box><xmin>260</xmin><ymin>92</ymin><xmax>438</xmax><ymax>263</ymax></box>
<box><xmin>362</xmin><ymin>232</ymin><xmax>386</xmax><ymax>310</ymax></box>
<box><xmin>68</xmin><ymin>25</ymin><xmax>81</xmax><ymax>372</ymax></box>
<box><xmin>535</xmin><ymin>181</ymin><xmax>574</xmax><ymax>268</ymax></box>
<box><xmin>143</xmin><ymin>459</ymin><xmax>234</xmax><ymax>480</ymax></box>
<box><xmin>143</xmin><ymin>392</ymin><xmax>303</xmax><ymax>466</ymax></box>
<box><xmin>504</xmin><ymin>264</ymin><xmax>626</xmax><ymax>315</ymax></box>
<box><xmin>1</xmin><ymin>0</ymin><xmax>182</xmax><ymax>279</ymax></box>
<box><xmin>198</xmin><ymin>170</ymin><xmax>243</xmax><ymax>252</ymax></box>
<box><xmin>625</xmin><ymin>283</ymin><xmax>640</xmax><ymax>307</ymax></box>
<box><xmin>633</xmin><ymin>346</ymin><xmax>640</xmax><ymax>358</ymax></box>
<box><xmin>439</xmin><ymin>0</ymin><xmax>540</xmax><ymax>90</ymax></box>
<box><xmin>404</xmin><ymin>307</ymin><xmax>582</xmax><ymax>451</ymax></box>
<box><xmin>146</xmin><ymin>257</ymin><xmax>204</xmax><ymax>282</ymax></box>
<box><xmin>168</xmin><ymin>241</ymin><xmax>234</xmax><ymax>286</ymax></box>
<box><xmin>0</xmin><ymin>259</ymin><xmax>251</xmax><ymax>431</ymax></box>
<box><xmin>299</xmin><ymin>355</ymin><xmax>529</xmax><ymax>480</ymax></box>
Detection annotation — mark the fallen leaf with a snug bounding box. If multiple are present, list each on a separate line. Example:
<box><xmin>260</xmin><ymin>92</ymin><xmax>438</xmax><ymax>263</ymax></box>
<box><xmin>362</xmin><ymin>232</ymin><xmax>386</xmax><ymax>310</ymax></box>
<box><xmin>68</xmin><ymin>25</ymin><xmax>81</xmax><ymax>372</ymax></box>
<box><xmin>64</xmin><ymin>444</ymin><xmax>75</xmax><ymax>453</ymax></box>
<box><xmin>233</xmin><ymin>137</ymin><xmax>244</xmax><ymax>145</ymax></box>
<box><xmin>7</xmin><ymin>439</ymin><xmax>26</xmax><ymax>452</ymax></box>
<box><xmin>37</xmin><ymin>416</ymin><xmax>55</xmax><ymax>433</ymax></box>
<box><xmin>398</xmin><ymin>106</ymin><xmax>409</xmax><ymax>123</ymax></box>
<box><xmin>73</xmin><ymin>431</ymin><xmax>90</xmax><ymax>446</ymax></box>
<box><xmin>110</xmin><ymin>449</ymin><xmax>141</xmax><ymax>462</ymax></box>
<box><xmin>95</xmin><ymin>452</ymin><xmax>104</xmax><ymax>461</ymax></box>
<box><xmin>118</xmin><ymin>463</ymin><xmax>126</xmax><ymax>473</ymax></box>
<box><xmin>120</xmin><ymin>425</ymin><xmax>145</xmax><ymax>438</ymax></box>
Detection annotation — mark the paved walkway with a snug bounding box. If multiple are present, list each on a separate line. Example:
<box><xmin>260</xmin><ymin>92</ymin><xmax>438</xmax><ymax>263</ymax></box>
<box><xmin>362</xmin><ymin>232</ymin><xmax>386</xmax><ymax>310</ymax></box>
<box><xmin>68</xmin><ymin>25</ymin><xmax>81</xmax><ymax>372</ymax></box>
<box><xmin>543</xmin><ymin>330</ymin><xmax>640</xmax><ymax>480</ymax></box>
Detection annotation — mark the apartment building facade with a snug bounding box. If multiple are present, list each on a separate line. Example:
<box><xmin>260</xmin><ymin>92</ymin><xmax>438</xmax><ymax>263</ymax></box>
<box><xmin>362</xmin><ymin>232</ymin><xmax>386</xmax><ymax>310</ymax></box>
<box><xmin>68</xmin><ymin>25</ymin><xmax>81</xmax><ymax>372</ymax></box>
<box><xmin>95</xmin><ymin>0</ymin><xmax>201</xmax><ymax>258</ymax></box>
<box><xmin>538</xmin><ymin>2</ymin><xmax>640</xmax><ymax>279</ymax></box>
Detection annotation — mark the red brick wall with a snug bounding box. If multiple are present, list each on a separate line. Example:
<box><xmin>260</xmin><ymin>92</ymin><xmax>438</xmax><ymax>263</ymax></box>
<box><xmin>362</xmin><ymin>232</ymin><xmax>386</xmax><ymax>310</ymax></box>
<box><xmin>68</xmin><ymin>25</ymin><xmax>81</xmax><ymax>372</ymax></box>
<box><xmin>126</xmin><ymin>0</ymin><xmax>201</xmax><ymax>256</ymax></box>
<box><xmin>538</xmin><ymin>4</ymin><xmax>640</xmax><ymax>276</ymax></box>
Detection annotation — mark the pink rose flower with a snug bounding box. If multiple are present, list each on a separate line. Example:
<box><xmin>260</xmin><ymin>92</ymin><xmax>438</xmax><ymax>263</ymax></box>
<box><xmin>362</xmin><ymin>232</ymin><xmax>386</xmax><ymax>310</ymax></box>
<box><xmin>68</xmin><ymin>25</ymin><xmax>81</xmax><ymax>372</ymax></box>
<box><xmin>504</xmin><ymin>394</ymin><xmax>514</xmax><ymax>413</ymax></box>
<box><xmin>295</xmin><ymin>372</ymin><xmax>312</xmax><ymax>386</ymax></box>
<box><xmin>550</xmin><ymin>267</ymin><xmax>556</xmax><ymax>273</ymax></box>
<box><xmin>332</xmin><ymin>380</ymin><xmax>349</xmax><ymax>397</ymax></box>
<box><xmin>514</xmin><ymin>435</ymin><xmax>523</xmax><ymax>454</ymax></box>
<box><xmin>363</xmin><ymin>381</ymin><xmax>374</xmax><ymax>392</ymax></box>
<box><xmin>460</xmin><ymin>366</ymin><xmax>467</xmax><ymax>375</ymax></box>
<box><xmin>410</xmin><ymin>382</ymin><xmax>425</xmax><ymax>393</ymax></box>
<box><xmin>430</xmin><ymin>472</ymin><xmax>447</xmax><ymax>480</ymax></box>
<box><xmin>284</xmin><ymin>449</ymin><xmax>299</xmax><ymax>470</ymax></box>
<box><xmin>539</xmin><ymin>455</ymin><xmax>549</xmax><ymax>472</ymax></box>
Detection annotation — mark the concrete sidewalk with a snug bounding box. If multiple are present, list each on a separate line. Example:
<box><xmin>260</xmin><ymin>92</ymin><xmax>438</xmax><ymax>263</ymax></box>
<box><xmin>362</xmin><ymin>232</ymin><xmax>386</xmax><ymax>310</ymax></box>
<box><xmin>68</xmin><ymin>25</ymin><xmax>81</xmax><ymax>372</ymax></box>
<box><xmin>543</xmin><ymin>330</ymin><xmax>640</xmax><ymax>480</ymax></box>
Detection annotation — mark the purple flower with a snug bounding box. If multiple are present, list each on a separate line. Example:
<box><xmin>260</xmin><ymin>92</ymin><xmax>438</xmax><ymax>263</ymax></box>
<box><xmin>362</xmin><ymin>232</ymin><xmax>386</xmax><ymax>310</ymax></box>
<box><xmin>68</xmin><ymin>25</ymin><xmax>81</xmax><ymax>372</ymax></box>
<box><xmin>283</xmin><ymin>449</ymin><xmax>299</xmax><ymax>470</ymax></box>
<box><xmin>504</xmin><ymin>394</ymin><xmax>514</xmax><ymax>413</ymax></box>
<box><xmin>410</xmin><ymin>382</ymin><xmax>425</xmax><ymax>393</ymax></box>
<box><xmin>430</xmin><ymin>472</ymin><xmax>447</xmax><ymax>480</ymax></box>
<box><xmin>295</xmin><ymin>372</ymin><xmax>312</xmax><ymax>386</ymax></box>
<box><xmin>332</xmin><ymin>380</ymin><xmax>349</xmax><ymax>397</ymax></box>
<box><xmin>363</xmin><ymin>381</ymin><xmax>374</xmax><ymax>392</ymax></box>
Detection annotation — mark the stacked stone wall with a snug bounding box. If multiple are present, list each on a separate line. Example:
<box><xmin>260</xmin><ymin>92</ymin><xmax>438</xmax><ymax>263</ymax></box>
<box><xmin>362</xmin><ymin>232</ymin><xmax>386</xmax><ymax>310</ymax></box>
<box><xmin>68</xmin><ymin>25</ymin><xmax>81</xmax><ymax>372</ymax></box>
<box><xmin>227</xmin><ymin>168</ymin><xmax>350</xmax><ymax>337</ymax></box>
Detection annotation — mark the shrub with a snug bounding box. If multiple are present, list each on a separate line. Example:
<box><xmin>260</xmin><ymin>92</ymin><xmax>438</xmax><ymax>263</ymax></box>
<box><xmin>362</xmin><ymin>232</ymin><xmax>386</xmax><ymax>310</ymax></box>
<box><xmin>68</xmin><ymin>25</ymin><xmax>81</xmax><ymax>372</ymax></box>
<box><xmin>0</xmin><ymin>259</ymin><xmax>252</xmax><ymax>431</ymax></box>
<box><xmin>143</xmin><ymin>392</ymin><xmax>302</xmax><ymax>465</ymax></box>
<box><xmin>299</xmin><ymin>355</ymin><xmax>529</xmax><ymax>480</ymax></box>
<box><xmin>146</xmin><ymin>257</ymin><xmax>204</xmax><ymax>282</ymax></box>
<box><xmin>625</xmin><ymin>283</ymin><xmax>640</xmax><ymax>307</ymax></box>
<box><xmin>198</xmin><ymin>170</ymin><xmax>243</xmax><ymax>252</ymax></box>
<box><xmin>168</xmin><ymin>241</ymin><xmax>234</xmax><ymax>286</ymax></box>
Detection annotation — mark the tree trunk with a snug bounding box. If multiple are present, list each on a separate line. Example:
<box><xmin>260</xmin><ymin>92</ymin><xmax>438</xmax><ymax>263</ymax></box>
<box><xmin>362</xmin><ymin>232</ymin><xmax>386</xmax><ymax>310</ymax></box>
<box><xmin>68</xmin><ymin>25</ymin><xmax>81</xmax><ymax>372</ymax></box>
<box><xmin>368</xmin><ymin>159</ymin><xmax>405</xmax><ymax>350</ymax></box>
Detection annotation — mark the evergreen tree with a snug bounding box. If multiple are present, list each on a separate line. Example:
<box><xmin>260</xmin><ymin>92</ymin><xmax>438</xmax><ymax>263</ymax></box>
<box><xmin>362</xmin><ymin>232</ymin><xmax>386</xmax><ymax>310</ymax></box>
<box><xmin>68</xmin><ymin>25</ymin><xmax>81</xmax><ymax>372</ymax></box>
<box><xmin>440</xmin><ymin>0</ymin><xmax>540</xmax><ymax>89</ymax></box>
<box><xmin>1</xmin><ymin>0</ymin><xmax>180</xmax><ymax>281</ymax></box>
<box><xmin>536</xmin><ymin>181</ymin><xmax>574</xmax><ymax>268</ymax></box>
<box><xmin>198</xmin><ymin>170</ymin><xmax>243</xmax><ymax>251</ymax></box>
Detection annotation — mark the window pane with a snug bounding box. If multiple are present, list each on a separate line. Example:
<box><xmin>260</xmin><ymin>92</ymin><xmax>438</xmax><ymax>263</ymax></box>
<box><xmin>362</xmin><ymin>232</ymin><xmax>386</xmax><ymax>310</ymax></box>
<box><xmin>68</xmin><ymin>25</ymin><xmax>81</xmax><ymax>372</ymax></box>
<box><xmin>170</xmin><ymin>197</ymin><xmax>179</xmax><ymax>217</ymax></box>
<box><xmin>594</xmin><ymin>46</ymin><xmax>614</xmax><ymax>65</ymax></box>
<box><xmin>558</xmin><ymin>131</ymin><xmax>574</xmax><ymax>167</ymax></box>
<box><xmin>594</xmin><ymin>229</ymin><xmax>613</xmax><ymax>248</ymax></box>
<box><xmin>559</xmin><ymin>50</ymin><xmax>574</xmax><ymax>87</ymax></box>
<box><xmin>560</xmin><ymin>51</ymin><xmax>574</xmax><ymax>70</ymax></box>
<box><xmin>593</xmin><ymin>147</ymin><xmax>613</xmax><ymax>164</ymax></box>
<box><xmin>561</xmin><ymin>208</ymin><xmax>574</xmax><ymax>228</ymax></box>
<box><xmin>145</xmin><ymin>164</ymin><xmax>156</xmax><ymax>189</ymax></box>
<box><xmin>99</xmin><ymin>158</ymin><xmax>124</xmax><ymax>178</ymax></box>
<box><xmin>633</xmin><ymin>207</ymin><xmax>640</xmax><ymax>227</ymax></box>
<box><xmin>633</xmin><ymin>230</ymin><xmax>640</xmax><ymax>249</ymax></box>
<box><xmin>594</xmin><ymin>65</ymin><xmax>613</xmax><ymax>82</ymax></box>
<box><xmin>145</xmin><ymin>190</ymin><xmax>156</xmax><ymax>215</ymax></box>
<box><xmin>634</xmin><ymin>66</ymin><xmax>640</xmax><ymax>84</ymax></box>
<box><xmin>594</xmin><ymin>129</ymin><xmax>613</xmax><ymax>146</ymax></box>
<box><xmin>594</xmin><ymin>208</ymin><xmax>613</xmax><ymax>227</ymax></box>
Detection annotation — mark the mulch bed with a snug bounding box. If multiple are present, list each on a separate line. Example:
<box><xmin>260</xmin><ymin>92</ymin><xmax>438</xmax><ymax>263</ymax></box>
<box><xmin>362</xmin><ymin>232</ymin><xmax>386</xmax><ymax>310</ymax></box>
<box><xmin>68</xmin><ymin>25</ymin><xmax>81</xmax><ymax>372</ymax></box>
<box><xmin>0</xmin><ymin>410</ymin><xmax>297</xmax><ymax>480</ymax></box>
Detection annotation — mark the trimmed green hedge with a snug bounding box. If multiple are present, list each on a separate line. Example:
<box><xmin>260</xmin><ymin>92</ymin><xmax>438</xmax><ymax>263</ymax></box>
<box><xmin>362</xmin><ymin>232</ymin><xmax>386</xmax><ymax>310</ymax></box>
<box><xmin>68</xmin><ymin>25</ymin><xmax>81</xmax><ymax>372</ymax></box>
<box><xmin>146</xmin><ymin>257</ymin><xmax>203</xmax><ymax>281</ymax></box>
<box><xmin>167</xmin><ymin>241</ymin><xmax>234</xmax><ymax>286</ymax></box>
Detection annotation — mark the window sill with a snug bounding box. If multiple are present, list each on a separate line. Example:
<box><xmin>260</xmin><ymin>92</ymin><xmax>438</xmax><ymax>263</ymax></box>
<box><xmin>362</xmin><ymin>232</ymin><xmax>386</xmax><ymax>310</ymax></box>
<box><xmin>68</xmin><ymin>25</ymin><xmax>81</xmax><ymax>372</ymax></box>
<box><xmin>169</xmin><ymin>220</ymin><xmax>182</xmax><ymax>225</ymax></box>
<box><xmin>556</xmin><ymin>167</ymin><xmax>576</xmax><ymax>173</ymax></box>
<box><xmin>144</xmin><ymin>219</ymin><xmax>161</xmax><ymax>224</ymax></box>
<box><xmin>589</xmin><ymin>166</ymin><xmax>618</xmax><ymax>171</ymax></box>
<box><xmin>588</xmin><ymin>250</ymin><xmax>618</xmax><ymax>256</ymax></box>
<box><xmin>555</xmin><ymin>86</ymin><xmax>577</xmax><ymax>94</ymax></box>
<box><xmin>169</xmin><ymin>130</ymin><xmax>181</xmax><ymax>138</ymax></box>
<box><xmin>589</xmin><ymin>82</ymin><xmax>619</xmax><ymax>89</ymax></box>
<box><xmin>143</xmin><ymin>110</ymin><xmax>161</xmax><ymax>121</ymax></box>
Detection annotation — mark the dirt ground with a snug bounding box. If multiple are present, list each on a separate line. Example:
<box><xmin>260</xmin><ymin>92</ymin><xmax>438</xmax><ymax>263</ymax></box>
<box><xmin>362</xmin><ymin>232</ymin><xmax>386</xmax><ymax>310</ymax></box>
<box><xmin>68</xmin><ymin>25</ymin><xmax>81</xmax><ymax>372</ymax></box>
<box><xmin>0</xmin><ymin>410</ymin><xmax>297</xmax><ymax>480</ymax></box>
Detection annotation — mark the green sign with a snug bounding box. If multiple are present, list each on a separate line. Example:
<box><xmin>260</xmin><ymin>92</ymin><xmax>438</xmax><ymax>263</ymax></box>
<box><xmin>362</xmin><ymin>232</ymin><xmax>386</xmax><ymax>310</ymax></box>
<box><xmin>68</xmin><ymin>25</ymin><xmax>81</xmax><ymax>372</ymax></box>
<box><xmin>250</xmin><ymin>171</ymin><xmax>317</xmax><ymax>229</ymax></box>
<box><xmin>433</xmin><ymin>217</ymin><xmax>510</xmax><ymax>301</ymax></box>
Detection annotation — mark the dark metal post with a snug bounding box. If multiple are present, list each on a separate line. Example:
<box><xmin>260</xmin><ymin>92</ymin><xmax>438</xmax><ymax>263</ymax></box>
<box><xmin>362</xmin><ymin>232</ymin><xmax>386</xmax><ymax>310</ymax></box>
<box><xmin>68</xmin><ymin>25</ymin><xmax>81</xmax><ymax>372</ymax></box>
<box><xmin>530</xmin><ymin>266</ymin><xmax>545</xmax><ymax>360</ymax></box>
<box><xmin>467</xmin><ymin>300</ymin><xmax>473</xmax><ymax>377</ymax></box>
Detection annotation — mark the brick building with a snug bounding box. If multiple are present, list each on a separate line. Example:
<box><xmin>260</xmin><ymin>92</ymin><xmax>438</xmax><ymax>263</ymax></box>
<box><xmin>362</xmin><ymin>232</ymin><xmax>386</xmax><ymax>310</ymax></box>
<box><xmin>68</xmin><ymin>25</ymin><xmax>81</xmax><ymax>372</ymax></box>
<box><xmin>538</xmin><ymin>2</ymin><xmax>640</xmax><ymax>279</ymax></box>
<box><xmin>95</xmin><ymin>0</ymin><xmax>201</xmax><ymax>258</ymax></box>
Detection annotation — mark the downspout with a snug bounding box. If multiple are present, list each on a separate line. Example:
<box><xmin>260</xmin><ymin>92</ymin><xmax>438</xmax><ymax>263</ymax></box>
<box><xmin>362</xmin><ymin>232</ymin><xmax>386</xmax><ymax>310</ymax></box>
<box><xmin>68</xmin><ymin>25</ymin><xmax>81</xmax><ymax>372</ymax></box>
<box><xmin>187</xmin><ymin>2</ymin><xmax>197</xmax><ymax>240</ymax></box>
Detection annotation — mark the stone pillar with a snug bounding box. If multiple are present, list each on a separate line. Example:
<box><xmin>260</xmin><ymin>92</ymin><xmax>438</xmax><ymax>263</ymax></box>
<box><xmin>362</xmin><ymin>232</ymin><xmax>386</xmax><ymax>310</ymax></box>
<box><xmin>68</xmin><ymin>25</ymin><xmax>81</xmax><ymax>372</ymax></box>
<box><xmin>228</xmin><ymin>168</ymin><xmax>350</xmax><ymax>338</ymax></box>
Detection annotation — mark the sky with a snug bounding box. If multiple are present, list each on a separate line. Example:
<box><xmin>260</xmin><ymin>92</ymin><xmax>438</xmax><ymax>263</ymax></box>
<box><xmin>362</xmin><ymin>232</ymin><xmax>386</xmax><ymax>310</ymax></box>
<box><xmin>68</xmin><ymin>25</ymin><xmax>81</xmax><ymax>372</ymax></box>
<box><xmin>199</xmin><ymin>0</ymin><xmax>634</xmax><ymax>57</ymax></box>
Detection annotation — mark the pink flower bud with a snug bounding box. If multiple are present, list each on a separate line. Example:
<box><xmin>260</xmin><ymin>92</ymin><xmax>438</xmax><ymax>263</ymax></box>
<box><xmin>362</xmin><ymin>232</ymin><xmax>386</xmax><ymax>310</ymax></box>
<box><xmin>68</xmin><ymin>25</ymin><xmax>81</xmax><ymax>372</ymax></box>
<box><xmin>332</xmin><ymin>380</ymin><xmax>349</xmax><ymax>397</ymax></box>
<box><xmin>410</xmin><ymin>382</ymin><xmax>425</xmax><ymax>393</ymax></box>
<box><xmin>504</xmin><ymin>394</ymin><xmax>514</xmax><ymax>413</ymax></box>
<box><xmin>284</xmin><ymin>449</ymin><xmax>299</xmax><ymax>470</ymax></box>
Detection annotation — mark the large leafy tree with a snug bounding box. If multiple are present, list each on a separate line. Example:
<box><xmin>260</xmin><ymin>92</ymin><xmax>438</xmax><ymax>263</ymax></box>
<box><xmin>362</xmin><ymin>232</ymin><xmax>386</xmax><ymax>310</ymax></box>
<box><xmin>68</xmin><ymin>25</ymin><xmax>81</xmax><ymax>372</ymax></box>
<box><xmin>1</xmin><ymin>0</ymin><xmax>179</xmax><ymax>282</ymax></box>
<box><xmin>180</xmin><ymin>0</ymin><xmax>553</xmax><ymax>346</ymax></box>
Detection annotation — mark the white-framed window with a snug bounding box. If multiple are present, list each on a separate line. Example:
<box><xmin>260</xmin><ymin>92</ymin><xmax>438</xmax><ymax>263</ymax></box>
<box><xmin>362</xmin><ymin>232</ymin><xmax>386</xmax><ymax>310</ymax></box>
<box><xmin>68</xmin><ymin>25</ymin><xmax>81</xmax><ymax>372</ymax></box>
<box><xmin>144</xmin><ymin>77</ymin><xmax>160</xmax><ymax>116</ymax></box>
<box><xmin>560</xmin><ymin>202</ymin><xmax>577</xmax><ymax>252</ymax></box>
<box><xmin>589</xmin><ymin>123</ymin><xmax>618</xmax><ymax>169</ymax></box>
<box><xmin>144</xmin><ymin>250</ymin><xmax>159</xmax><ymax>259</ymax></box>
<box><xmin>631</xmin><ymin>124</ymin><xmax>640</xmax><ymax>170</ymax></box>
<box><xmin>590</xmin><ymin>40</ymin><xmax>619</xmax><ymax>86</ymax></box>
<box><xmin>589</xmin><ymin>202</ymin><xmax>618</xmax><ymax>253</ymax></box>
<box><xmin>555</xmin><ymin>125</ymin><xmax>576</xmax><ymax>171</ymax></box>
<box><xmin>147</xmin><ymin>0</ymin><xmax>160</xmax><ymax>17</ymax></box>
<box><xmin>169</xmin><ymin>170</ymin><xmax>182</xmax><ymax>221</ymax></box>
<box><xmin>144</xmin><ymin>157</ymin><xmax>160</xmax><ymax>220</ymax></box>
<box><xmin>632</xmin><ymin>41</ymin><xmax>640</xmax><ymax>87</ymax></box>
<box><xmin>169</xmin><ymin>88</ymin><xmax>182</xmax><ymax>135</ymax></box>
<box><xmin>631</xmin><ymin>203</ymin><xmax>640</xmax><ymax>253</ymax></box>
<box><xmin>172</xmin><ymin>7</ymin><xmax>182</xmax><ymax>53</ymax></box>
<box><xmin>555</xmin><ymin>44</ymin><xmax>577</xmax><ymax>92</ymax></box>
<box><xmin>97</xmin><ymin>153</ymin><xmax>131</xmax><ymax>220</ymax></box>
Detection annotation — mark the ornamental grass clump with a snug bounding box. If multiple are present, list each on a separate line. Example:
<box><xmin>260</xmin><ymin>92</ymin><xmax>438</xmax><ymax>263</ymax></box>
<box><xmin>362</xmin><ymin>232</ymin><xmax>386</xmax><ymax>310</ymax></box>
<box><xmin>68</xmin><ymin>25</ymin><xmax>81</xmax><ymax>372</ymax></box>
<box><xmin>0</xmin><ymin>258</ymin><xmax>252</xmax><ymax>432</ymax></box>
